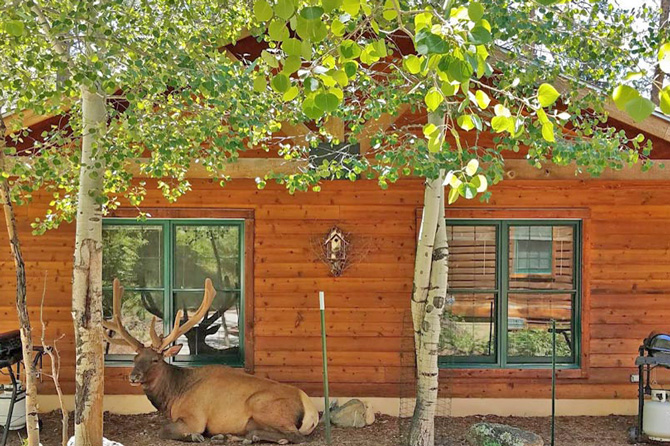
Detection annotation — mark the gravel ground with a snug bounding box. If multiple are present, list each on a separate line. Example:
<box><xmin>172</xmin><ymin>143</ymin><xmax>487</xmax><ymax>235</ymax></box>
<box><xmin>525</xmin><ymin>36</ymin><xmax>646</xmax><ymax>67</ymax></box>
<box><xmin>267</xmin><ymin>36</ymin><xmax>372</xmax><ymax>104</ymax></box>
<box><xmin>4</xmin><ymin>412</ymin><xmax>641</xmax><ymax>446</ymax></box>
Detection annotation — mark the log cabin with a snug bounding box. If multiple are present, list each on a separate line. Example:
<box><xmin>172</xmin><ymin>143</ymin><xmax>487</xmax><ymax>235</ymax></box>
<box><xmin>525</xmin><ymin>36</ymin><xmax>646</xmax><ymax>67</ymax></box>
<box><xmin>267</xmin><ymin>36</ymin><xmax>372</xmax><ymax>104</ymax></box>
<box><xmin>3</xmin><ymin>33</ymin><xmax>670</xmax><ymax>419</ymax></box>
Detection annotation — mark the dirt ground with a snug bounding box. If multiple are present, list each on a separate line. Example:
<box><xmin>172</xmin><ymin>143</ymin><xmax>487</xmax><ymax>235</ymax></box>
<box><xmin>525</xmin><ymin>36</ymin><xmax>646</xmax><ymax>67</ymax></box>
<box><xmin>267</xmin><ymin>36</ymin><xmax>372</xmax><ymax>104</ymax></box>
<box><xmin>4</xmin><ymin>412</ymin><xmax>641</xmax><ymax>446</ymax></box>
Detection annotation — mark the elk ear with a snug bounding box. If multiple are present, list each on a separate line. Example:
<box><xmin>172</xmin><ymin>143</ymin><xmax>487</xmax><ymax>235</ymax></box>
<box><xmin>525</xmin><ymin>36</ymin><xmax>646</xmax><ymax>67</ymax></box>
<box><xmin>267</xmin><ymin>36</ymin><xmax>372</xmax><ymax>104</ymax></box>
<box><xmin>162</xmin><ymin>344</ymin><xmax>183</xmax><ymax>358</ymax></box>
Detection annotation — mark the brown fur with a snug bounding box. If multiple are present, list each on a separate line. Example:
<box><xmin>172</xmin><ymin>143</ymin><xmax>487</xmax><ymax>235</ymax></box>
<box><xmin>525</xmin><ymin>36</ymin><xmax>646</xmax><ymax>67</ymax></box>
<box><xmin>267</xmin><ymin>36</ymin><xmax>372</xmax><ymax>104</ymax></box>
<box><xmin>130</xmin><ymin>347</ymin><xmax>318</xmax><ymax>443</ymax></box>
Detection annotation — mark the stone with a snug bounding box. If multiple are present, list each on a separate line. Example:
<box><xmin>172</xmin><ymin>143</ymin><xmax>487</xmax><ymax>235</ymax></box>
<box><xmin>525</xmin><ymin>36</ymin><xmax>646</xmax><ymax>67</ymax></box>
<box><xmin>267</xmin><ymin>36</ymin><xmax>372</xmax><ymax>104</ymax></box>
<box><xmin>467</xmin><ymin>422</ymin><xmax>544</xmax><ymax>446</ymax></box>
<box><xmin>68</xmin><ymin>437</ymin><xmax>124</xmax><ymax>446</ymax></box>
<box><xmin>329</xmin><ymin>399</ymin><xmax>375</xmax><ymax>428</ymax></box>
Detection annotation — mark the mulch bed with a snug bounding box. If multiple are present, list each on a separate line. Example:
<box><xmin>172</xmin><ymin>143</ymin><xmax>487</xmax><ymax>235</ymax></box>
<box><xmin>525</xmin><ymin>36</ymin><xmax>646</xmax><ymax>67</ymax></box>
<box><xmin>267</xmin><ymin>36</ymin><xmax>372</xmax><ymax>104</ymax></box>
<box><xmin>4</xmin><ymin>412</ymin><xmax>640</xmax><ymax>445</ymax></box>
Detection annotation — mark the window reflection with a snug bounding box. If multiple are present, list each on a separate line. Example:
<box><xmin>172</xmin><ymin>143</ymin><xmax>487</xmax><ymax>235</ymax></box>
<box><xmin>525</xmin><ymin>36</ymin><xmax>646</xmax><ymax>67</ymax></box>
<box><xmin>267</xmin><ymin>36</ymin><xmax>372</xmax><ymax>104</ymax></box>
<box><xmin>440</xmin><ymin>293</ymin><xmax>496</xmax><ymax>358</ymax></box>
<box><xmin>507</xmin><ymin>293</ymin><xmax>573</xmax><ymax>359</ymax></box>
<box><xmin>447</xmin><ymin>225</ymin><xmax>497</xmax><ymax>289</ymax></box>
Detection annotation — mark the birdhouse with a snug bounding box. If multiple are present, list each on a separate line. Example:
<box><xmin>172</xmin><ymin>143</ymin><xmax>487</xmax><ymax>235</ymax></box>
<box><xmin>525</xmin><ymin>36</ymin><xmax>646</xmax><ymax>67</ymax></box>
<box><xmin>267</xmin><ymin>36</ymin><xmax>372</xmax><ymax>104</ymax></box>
<box><xmin>324</xmin><ymin>227</ymin><xmax>348</xmax><ymax>276</ymax></box>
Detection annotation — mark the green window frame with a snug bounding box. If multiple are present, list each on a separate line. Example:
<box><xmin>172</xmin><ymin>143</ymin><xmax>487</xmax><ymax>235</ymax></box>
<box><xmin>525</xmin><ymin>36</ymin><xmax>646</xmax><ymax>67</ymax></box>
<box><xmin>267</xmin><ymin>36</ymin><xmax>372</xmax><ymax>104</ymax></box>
<box><xmin>439</xmin><ymin>219</ymin><xmax>581</xmax><ymax>369</ymax></box>
<box><xmin>102</xmin><ymin>218</ymin><xmax>245</xmax><ymax>367</ymax></box>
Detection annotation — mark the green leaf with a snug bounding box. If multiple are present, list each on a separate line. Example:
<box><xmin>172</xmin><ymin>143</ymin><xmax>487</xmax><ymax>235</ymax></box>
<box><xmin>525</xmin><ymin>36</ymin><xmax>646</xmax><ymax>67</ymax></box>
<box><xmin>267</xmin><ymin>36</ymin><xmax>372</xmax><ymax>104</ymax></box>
<box><xmin>475</xmin><ymin>175</ymin><xmax>488</xmax><ymax>192</ymax></box>
<box><xmin>275</xmin><ymin>0</ymin><xmax>295</xmax><ymax>20</ymax></box>
<box><xmin>315</xmin><ymin>92</ymin><xmax>340</xmax><ymax>112</ymax></box>
<box><xmin>612</xmin><ymin>85</ymin><xmax>640</xmax><ymax>111</ymax></box>
<box><xmin>282</xmin><ymin>55</ymin><xmax>302</xmax><ymax>74</ymax></box>
<box><xmin>441</xmin><ymin>82</ymin><xmax>457</xmax><ymax>97</ymax></box>
<box><xmin>383</xmin><ymin>0</ymin><xmax>398</xmax><ymax>21</ymax></box>
<box><xmin>465</xmin><ymin>159</ymin><xmax>479</xmax><ymax>176</ymax></box>
<box><xmin>338</xmin><ymin>40</ymin><xmax>361</xmax><ymax>60</ymax></box>
<box><xmin>4</xmin><ymin>20</ymin><xmax>25</xmax><ymax>37</ymax></box>
<box><xmin>447</xmin><ymin>187</ymin><xmax>460</xmax><ymax>205</ymax></box>
<box><xmin>300</xmin><ymin>6</ymin><xmax>324</xmax><ymax>19</ymax></box>
<box><xmin>296</xmin><ymin>16</ymin><xmax>327</xmax><ymax>42</ymax></box>
<box><xmin>659</xmin><ymin>43</ymin><xmax>670</xmax><ymax>74</ymax></box>
<box><xmin>253</xmin><ymin>0</ymin><xmax>273</xmax><ymax>21</ymax></box>
<box><xmin>302</xmin><ymin>97</ymin><xmax>325</xmax><ymax>119</ymax></box>
<box><xmin>403</xmin><ymin>55</ymin><xmax>422</xmax><ymax>74</ymax></box>
<box><xmin>469</xmin><ymin>26</ymin><xmax>491</xmax><ymax>45</ymax></box>
<box><xmin>625</xmin><ymin>96</ymin><xmax>655</xmax><ymax>123</ymax></box>
<box><xmin>342</xmin><ymin>0</ymin><xmax>360</xmax><ymax>16</ymax></box>
<box><xmin>269</xmin><ymin>20</ymin><xmax>289</xmax><ymax>41</ymax></box>
<box><xmin>424</xmin><ymin>87</ymin><xmax>444</xmax><ymax>112</ymax></box>
<box><xmin>541</xmin><ymin>121</ymin><xmax>555</xmax><ymax>142</ymax></box>
<box><xmin>423</xmin><ymin>123</ymin><xmax>438</xmax><ymax>137</ymax></box>
<box><xmin>457</xmin><ymin>115</ymin><xmax>475</xmax><ymax>131</ymax></box>
<box><xmin>448</xmin><ymin>59</ymin><xmax>473</xmax><ymax>83</ymax></box>
<box><xmin>536</xmin><ymin>108</ymin><xmax>549</xmax><ymax>124</ymax></box>
<box><xmin>660</xmin><ymin>87</ymin><xmax>670</xmax><ymax>115</ymax></box>
<box><xmin>415</xmin><ymin>30</ymin><xmax>449</xmax><ymax>55</ymax></box>
<box><xmin>491</xmin><ymin>116</ymin><xmax>513</xmax><ymax>133</ymax></box>
<box><xmin>271</xmin><ymin>73</ymin><xmax>290</xmax><ymax>92</ymax></box>
<box><xmin>468</xmin><ymin>2</ymin><xmax>484</xmax><ymax>22</ymax></box>
<box><xmin>331</xmin><ymin>19</ymin><xmax>346</xmax><ymax>36</ymax></box>
<box><xmin>343</xmin><ymin>61</ymin><xmax>358</xmax><ymax>77</ymax></box>
<box><xmin>475</xmin><ymin>90</ymin><xmax>490</xmax><ymax>109</ymax></box>
<box><xmin>322</xmin><ymin>0</ymin><xmax>343</xmax><ymax>12</ymax></box>
<box><xmin>253</xmin><ymin>75</ymin><xmax>266</xmax><ymax>93</ymax></box>
<box><xmin>537</xmin><ymin>83</ymin><xmax>560</xmax><ymax>107</ymax></box>
<box><xmin>261</xmin><ymin>50</ymin><xmax>279</xmax><ymax>68</ymax></box>
<box><xmin>282</xmin><ymin>38</ymin><xmax>302</xmax><ymax>56</ymax></box>
<box><xmin>283</xmin><ymin>86</ymin><xmax>299</xmax><ymax>101</ymax></box>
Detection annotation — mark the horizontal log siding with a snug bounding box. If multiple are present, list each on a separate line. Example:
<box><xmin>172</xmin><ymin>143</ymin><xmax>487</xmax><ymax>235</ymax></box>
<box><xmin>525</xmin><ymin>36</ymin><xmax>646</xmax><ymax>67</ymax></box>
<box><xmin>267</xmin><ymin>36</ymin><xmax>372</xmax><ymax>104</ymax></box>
<box><xmin>1</xmin><ymin>178</ymin><xmax>668</xmax><ymax>400</ymax></box>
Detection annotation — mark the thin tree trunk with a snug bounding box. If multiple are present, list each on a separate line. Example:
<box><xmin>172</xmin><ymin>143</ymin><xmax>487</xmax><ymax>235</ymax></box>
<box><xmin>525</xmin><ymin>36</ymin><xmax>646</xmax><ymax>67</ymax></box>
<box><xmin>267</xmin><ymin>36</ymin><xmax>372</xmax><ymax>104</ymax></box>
<box><xmin>409</xmin><ymin>176</ymin><xmax>447</xmax><ymax>446</ymax></box>
<box><xmin>72</xmin><ymin>86</ymin><xmax>106</xmax><ymax>446</ymax></box>
<box><xmin>652</xmin><ymin>0</ymin><xmax>670</xmax><ymax>104</ymax></box>
<box><xmin>0</xmin><ymin>116</ymin><xmax>40</xmax><ymax>446</ymax></box>
<box><xmin>41</xmin><ymin>272</ymin><xmax>69</xmax><ymax>446</ymax></box>
<box><xmin>408</xmin><ymin>110</ymin><xmax>447</xmax><ymax>446</ymax></box>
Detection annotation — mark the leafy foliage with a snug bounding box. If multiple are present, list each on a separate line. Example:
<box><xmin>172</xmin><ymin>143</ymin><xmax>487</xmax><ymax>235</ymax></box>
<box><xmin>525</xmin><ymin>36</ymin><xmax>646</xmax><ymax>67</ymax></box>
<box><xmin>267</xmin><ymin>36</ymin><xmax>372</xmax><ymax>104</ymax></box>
<box><xmin>0</xmin><ymin>0</ymin><xmax>282</xmax><ymax>232</ymax></box>
<box><xmin>249</xmin><ymin>0</ymin><xmax>664</xmax><ymax>200</ymax></box>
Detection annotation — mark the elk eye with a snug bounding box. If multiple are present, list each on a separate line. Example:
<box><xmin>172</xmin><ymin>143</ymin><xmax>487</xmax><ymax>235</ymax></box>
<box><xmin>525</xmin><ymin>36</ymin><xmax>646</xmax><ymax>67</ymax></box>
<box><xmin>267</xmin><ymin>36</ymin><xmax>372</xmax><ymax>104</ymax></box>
<box><xmin>152</xmin><ymin>358</ymin><xmax>159</xmax><ymax>363</ymax></box>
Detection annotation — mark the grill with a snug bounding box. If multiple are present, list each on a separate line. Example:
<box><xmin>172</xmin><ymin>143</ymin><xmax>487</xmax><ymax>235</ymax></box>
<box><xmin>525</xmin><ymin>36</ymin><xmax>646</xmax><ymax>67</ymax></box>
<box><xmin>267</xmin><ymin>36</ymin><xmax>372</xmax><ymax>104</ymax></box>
<box><xmin>630</xmin><ymin>332</ymin><xmax>670</xmax><ymax>443</ymax></box>
<box><xmin>0</xmin><ymin>330</ymin><xmax>43</xmax><ymax>446</ymax></box>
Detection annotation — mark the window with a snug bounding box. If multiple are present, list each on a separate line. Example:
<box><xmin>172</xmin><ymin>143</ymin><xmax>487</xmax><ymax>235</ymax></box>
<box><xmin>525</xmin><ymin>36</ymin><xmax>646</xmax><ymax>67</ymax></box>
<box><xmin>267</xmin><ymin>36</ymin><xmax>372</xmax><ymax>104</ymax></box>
<box><xmin>439</xmin><ymin>220</ymin><xmax>581</xmax><ymax>368</ymax></box>
<box><xmin>102</xmin><ymin>219</ymin><xmax>244</xmax><ymax>366</ymax></box>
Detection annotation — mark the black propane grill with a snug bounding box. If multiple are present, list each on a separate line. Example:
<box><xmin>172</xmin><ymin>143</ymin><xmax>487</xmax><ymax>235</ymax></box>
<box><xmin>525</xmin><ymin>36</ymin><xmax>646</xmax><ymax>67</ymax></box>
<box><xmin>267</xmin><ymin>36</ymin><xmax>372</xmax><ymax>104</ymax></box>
<box><xmin>0</xmin><ymin>330</ymin><xmax>43</xmax><ymax>446</ymax></box>
<box><xmin>631</xmin><ymin>332</ymin><xmax>670</xmax><ymax>443</ymax></box>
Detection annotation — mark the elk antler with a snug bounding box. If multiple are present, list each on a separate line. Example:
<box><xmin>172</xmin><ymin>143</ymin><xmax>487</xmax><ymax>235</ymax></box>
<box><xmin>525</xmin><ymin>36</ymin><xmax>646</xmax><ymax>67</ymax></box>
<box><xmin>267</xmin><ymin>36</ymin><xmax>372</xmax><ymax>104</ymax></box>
<box><xmin>101</xmin><ymin>279</ymin><xmax>144</xmax><ymax>352</ymax></box>
<box><xmin>158</xmin><ymin>278</ymin><xmax>216</xmax><ymax>352</ymax></box>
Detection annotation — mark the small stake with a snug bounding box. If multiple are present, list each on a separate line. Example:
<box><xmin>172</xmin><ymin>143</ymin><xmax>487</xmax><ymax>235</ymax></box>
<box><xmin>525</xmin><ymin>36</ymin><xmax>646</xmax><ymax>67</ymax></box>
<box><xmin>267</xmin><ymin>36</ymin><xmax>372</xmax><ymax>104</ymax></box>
<box><xmin>551</xmin><ymin>319</ymin><xmax>556</xmax><ymax>446</ymax></box>
<box><xmin>319</xmin><ymin>291</ymin><xmax>332</xmax><ymax>445</ymax></box>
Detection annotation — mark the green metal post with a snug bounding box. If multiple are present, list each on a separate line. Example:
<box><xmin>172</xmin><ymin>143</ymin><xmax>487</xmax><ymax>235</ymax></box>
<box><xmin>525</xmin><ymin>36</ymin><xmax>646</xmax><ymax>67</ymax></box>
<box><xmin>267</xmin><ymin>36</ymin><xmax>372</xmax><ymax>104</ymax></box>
<box><xmin>551</xmin><ymin>319</ymin><xmax>556</xmax><ymax>446</ymax></box>
<box><xmin>320</xmin><ymin>291</ymin><xmax>332</xmax><ymax>444</ymax></box>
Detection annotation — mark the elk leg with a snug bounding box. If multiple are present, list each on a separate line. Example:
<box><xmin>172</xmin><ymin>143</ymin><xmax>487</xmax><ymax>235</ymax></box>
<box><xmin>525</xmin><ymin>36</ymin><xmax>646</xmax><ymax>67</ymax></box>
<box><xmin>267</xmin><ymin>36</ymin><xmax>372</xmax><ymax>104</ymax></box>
<box><xmin>244</xmin><ymin>429</ymin><xmax>305</xmax><ymax>444</ymax></box>
<box><xmin>160</xmin><ymin>420</ymin><xmax>205</xmax><ymax>443</ymax></box>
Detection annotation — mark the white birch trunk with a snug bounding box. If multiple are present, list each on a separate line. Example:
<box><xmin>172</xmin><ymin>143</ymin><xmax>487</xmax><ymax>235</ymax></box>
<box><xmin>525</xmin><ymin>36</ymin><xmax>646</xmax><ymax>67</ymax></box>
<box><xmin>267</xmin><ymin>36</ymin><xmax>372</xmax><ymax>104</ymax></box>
<box><xmin>409</xmin><ymin>181</ymin><xmax>448</xmax><ymax>446</ymax></box>
<box><xmin>408</xmin><ymin>110</ymin><xmax>447</xmax><ymax>446</ymax></box>
<box><xmin>0</xmin><ymin>117</ymin><xmax>41</xmax><ymax>446</ymax></box>
<box><xmin>72</xmin><ymin>86</ymin><xmax>106</xmax><ymax>446</ymax></box>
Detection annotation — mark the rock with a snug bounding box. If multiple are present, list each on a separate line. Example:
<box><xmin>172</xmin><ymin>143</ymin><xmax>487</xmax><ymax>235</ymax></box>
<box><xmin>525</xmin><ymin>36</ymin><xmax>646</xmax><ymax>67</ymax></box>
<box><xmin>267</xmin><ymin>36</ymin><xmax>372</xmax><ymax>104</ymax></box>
<box><xmin>467</xmin><ymin>422</ymin><xmax>544</xmax><ymax>446</ymax></box>
<box><xmin>68</xmin><ymin>437</ymin><xmax>124</xmax><ymax>446</ymax></box>
<box><xmin>329</xmin><ymin>399</ymin><xmax>375</xmax><ymax>428</ymax></box>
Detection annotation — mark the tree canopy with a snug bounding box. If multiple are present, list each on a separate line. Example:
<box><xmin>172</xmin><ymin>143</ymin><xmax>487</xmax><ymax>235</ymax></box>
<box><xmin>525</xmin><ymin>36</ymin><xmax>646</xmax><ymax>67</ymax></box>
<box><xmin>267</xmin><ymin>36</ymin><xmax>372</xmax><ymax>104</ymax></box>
<box><xmin>249</xmin><ymin>0</ymin><xmax>666</xmax><ymax>201</ymax></box>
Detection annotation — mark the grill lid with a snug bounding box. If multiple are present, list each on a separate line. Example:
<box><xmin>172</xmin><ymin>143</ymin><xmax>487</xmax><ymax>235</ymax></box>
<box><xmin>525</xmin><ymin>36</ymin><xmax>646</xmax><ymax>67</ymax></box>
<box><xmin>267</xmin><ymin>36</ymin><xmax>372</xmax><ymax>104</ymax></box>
<box><xmin>645</xmin><ymin>332</ymin><xmax>670</xmax><ymax>356</ymax></box>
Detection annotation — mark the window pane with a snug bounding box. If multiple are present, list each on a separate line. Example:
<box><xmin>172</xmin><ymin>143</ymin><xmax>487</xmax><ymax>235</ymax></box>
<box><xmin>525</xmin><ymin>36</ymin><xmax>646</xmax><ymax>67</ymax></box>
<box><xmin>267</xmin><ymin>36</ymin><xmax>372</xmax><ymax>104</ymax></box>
<box><xmin>507</xmin><ymin>293</ymin><xmax>573</xmax><ymax>360</ymax></box>
<box><xmin>173</xmin><ymin>290</ymin><xmax>241</xmax><ymax>358</ymax></box>
<box><xmin>174</xmin><ymin>225</ymin><xmax>241</xmax><ymax>290</ymax></box>
<box><xmin>102</xmin><ymin>225</ymin><xmax>163</xmax><ymax>288</ymax></box>
<box><xmin>509</xmin><ymin>225</ymin><xmax>575</xmax><ymax>290</ymax></box>
<box><xmin>440</xmin><ymin>293</ymin><xmax>496</xmax><ymax>358</ymax></box>
<box><xmin>447</xmin><ymin>225</ymin><xmax>497</xmax><ymax>290</ymax></box>
<box><xmin>103</xmin><ymin>290</ymin><xmax>164</xmax><ymax>355</ymax></box>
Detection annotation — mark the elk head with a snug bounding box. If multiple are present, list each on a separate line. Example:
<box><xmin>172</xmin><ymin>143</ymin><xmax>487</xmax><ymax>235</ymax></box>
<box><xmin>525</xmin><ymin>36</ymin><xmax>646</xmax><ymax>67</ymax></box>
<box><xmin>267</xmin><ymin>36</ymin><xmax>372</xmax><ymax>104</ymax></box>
<box><xmin>102</xmin><ymin>278</ymin><xmax>216</xmax><ymax>386</ymax></box>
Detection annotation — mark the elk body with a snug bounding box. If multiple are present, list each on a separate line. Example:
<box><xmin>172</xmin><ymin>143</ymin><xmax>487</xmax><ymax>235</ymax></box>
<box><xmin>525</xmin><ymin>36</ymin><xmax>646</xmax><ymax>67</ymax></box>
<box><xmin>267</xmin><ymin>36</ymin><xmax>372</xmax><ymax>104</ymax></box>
<box><xmin>103</xmin><ymin>279</ymin><xmax>319</xmax><ymax>444</ymax></box>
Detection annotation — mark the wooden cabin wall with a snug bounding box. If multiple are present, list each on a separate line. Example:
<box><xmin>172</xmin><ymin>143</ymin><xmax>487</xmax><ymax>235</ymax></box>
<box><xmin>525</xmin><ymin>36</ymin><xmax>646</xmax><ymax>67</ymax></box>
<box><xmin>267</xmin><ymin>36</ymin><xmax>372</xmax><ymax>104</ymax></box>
<box><xmin>0</xmin><ymin>178</ymin><xmax>668</xmax><ymax>401</ymax></box>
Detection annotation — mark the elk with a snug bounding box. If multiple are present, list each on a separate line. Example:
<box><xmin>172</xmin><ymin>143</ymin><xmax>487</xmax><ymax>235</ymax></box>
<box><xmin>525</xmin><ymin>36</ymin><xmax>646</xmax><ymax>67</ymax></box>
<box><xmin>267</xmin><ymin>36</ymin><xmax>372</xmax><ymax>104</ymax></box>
<box><xmin>103</xmin><ymin>278</ymin><xmax>319</xmax><ymax>444</ymax></box>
